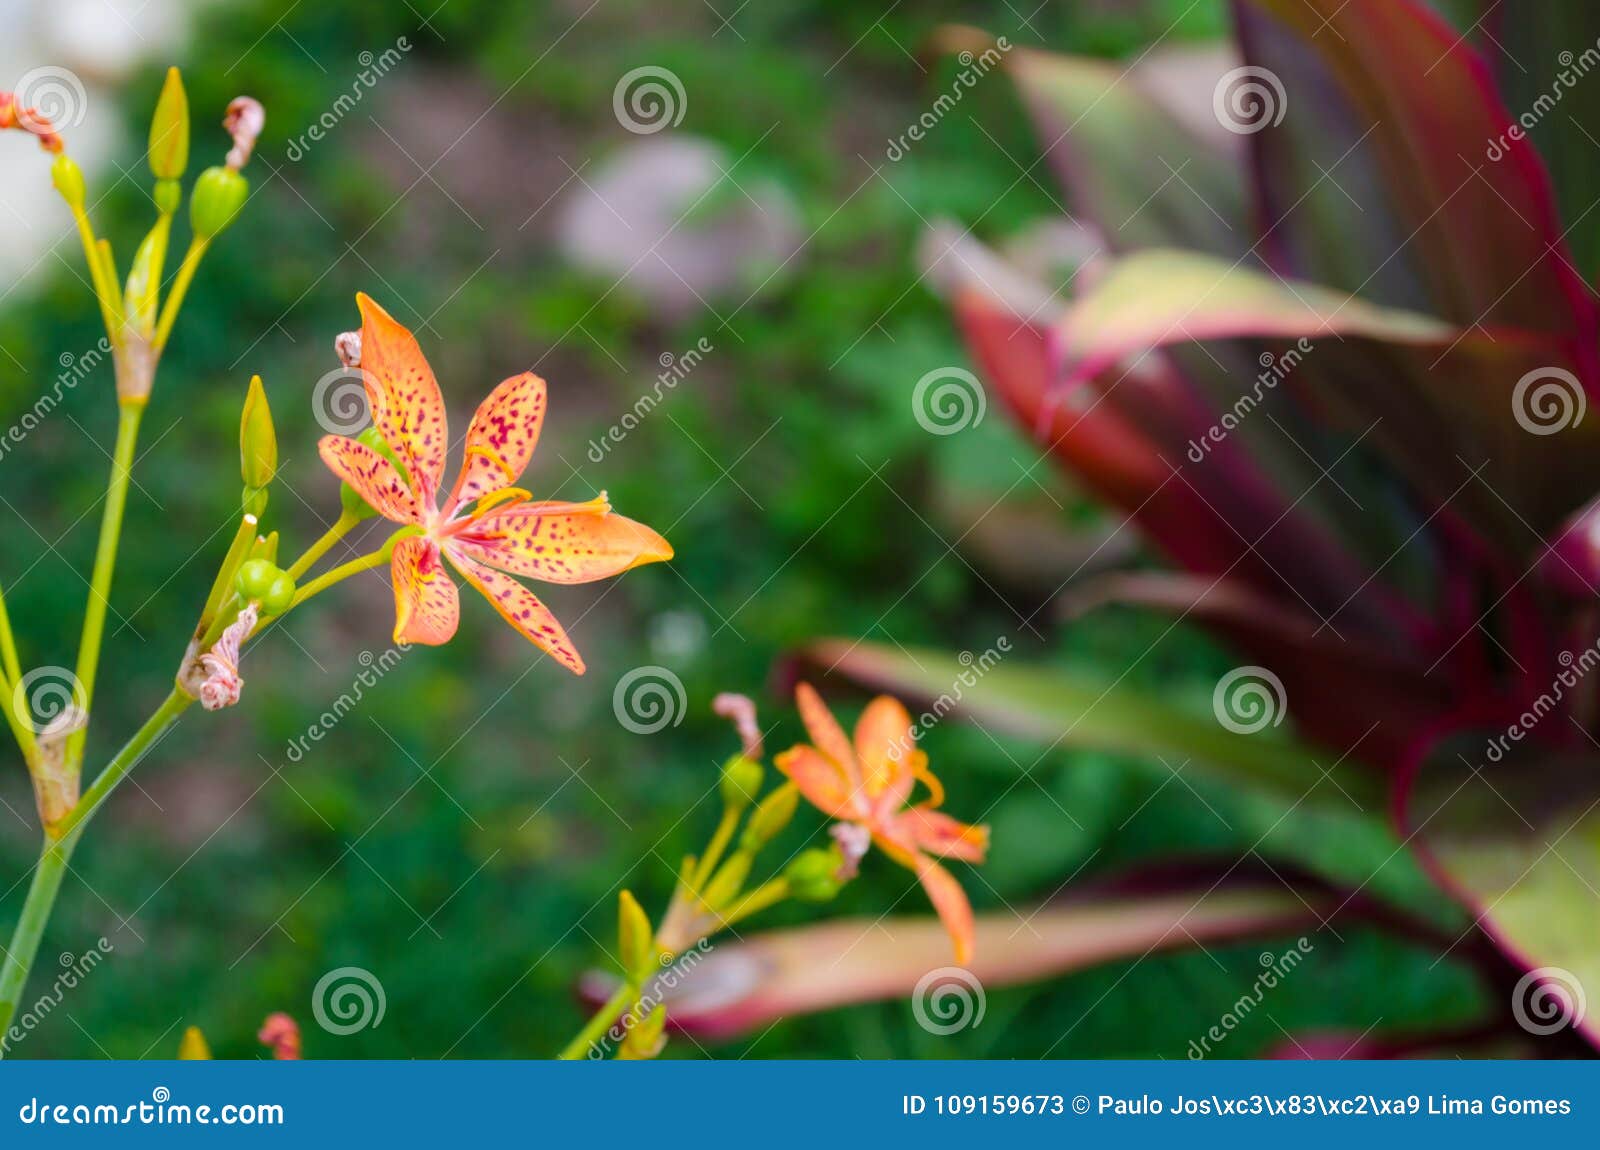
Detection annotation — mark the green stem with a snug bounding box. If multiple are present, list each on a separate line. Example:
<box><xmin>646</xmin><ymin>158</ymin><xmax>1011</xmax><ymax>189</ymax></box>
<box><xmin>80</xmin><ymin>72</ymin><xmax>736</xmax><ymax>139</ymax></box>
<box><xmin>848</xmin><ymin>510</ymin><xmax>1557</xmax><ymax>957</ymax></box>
<box><xmin>0</xmin><ymin>580</ymin><xmax>22</xmax><ymax>685</ymax></box>
<box><xmin>286</xmin><ymin>511</ymin><xmax>360</xmax><ymax>581</ymax></box>
<box><xmin>152</xmin><ymin>238</ymin><xmax>208</xmax><ymax>353</ymax></box>
<box><xmin>0</xmin><ymin>830</ymin><xmax>80</xmax><ymax>1051</ymax></box>
<box><xmin>690</xmin><ymin>807</ymin><xmax>741</xmax><ymax>893</ymax></box>
<box><xmin>288</xmin><ymin>550</ymin><xmax>389</xmax><ymax>610</ymax></box>
<box><xmin>50</xmin><ymin>689</ymin><xmax>191</xmax><ymax>845</ymax></box>
<box><xmin>716</xmin><ymin>877</ymin><xmax>790</xmax><ymax>930</ymax></box>
<box><xmin>68</xmin><ymin>207</ymin><xmax>118</xmax><ymax>339</ymax></box>
<box><xmin>65</xmin><ymin>403</ymin><xmax>144</xmax><ymax>770</ymax></box>
<box><xmin>196</xmin><ymin>515</ymin><xmax>260</xmax><ymax>636</ymax></box>
<box><xmin>556</xmin><ymin>984</ymin><xmax>636</xmax><ymax>1061</ymax></box>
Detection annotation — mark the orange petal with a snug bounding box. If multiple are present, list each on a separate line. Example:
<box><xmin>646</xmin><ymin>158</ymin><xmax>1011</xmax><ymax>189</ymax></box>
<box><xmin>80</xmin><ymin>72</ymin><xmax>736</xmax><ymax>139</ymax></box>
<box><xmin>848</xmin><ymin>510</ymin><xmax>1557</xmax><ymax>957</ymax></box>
<box><xmin>445</xmin><ymin>548</ymin><xmax>586</xmax><ymax>674</ymax></box>
<box><xmin>854</xmin><ymin>695</ymin><xmax>915</xmax><ymax>800</ymax></box>
<box><xmin>795</xmin><ymin>683</ymin><xmax>859</xmax><ymax>786</ymax></box>
<box><xmin>391</xmin><ymin>536</ymin><xmax>460</xmax><ymax>646</ymax></box>
<box><xmin>447</xmin><ymin>372</ymin><xmax>547</xmax><ymax>512</ymax></box>
<box><xmin>915</xmin><ymin>855</ymin><xmax>977</xmax><ymax>966</ymax></box>
<box><xmin>892</xmin><ymin>807</ymin><xmax>990</xmax><ymax>863</ymax></box>
<box><xmin>453</xmin><ymin>504</ymin><xmax>673</xmax><ymax>584</ymax></box>
<box><xmin>774</xmin><ymin>745</ymin><xmax>868</xmax><ymax>820</ymax></box>
<box><xmin>356</xmin><ymin>293</ymin><xmax>448</xmax><ymax>502</ymax></box>
<box><xmin>318</xmin><ymin>435</ymin><xmax>422</xmax><ymax>524</ymax></box>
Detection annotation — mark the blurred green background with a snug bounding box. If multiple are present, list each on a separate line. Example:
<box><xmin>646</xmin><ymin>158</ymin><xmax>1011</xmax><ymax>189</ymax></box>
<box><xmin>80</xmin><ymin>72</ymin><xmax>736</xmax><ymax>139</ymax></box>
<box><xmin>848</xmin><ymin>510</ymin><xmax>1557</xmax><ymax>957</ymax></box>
<box><xmin>0</xmin><ymin>0</ymin><xmax>1479</xmax><ymax>1058</ymax></box>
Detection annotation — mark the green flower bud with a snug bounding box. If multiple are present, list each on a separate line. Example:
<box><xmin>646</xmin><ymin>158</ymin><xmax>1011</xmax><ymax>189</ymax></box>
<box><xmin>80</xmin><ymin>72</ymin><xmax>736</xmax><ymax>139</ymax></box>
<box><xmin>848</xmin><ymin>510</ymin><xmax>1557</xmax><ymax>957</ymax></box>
<box><xmin>148</xmin><ymin>67</ymin><xmax>190</xmax><ymax>181</ymax></box>
<box><xmin>50</xmin><ymin>154</ymin><xmax>85</xmax><ymax>210</ymax></box>
<box><xmin>720</xmin><ymin>755</ymin><xmax>764</xmax><ymax>811</ymax></box>
<box><xmin>700</xmin><ymin>853</ymin><xmax>750</xmax><ymax>909</ymax></box>
<box><xmin>785</xmin><ymin>847</ymin><xmax>847</xmax><ymax>902</ymax></box>
<box><xmin>262</xmin><ymin>571</ymin><xmax>296</xmax><ymax>616</ymax></box>
<box><xmin>190</xmin><ymin>166</ymin><xmax>248</xmax><ymax>239</ymax></box>
<box><xmin>240</xmin><ymin>375</ymin><xmax>277</xmax><ymax>489</ymax></box>
<box><xmin>617</xmin><ymin>890</ymin><xmax>655</xmax><ymax>983</ymax></box>
<box><xmin>739</xmin><ymin>782</ymin><xmax>799</xmax><ymax>852</ymax></box>
<box><xmin>241</xmin><ymin>486</ymin><xmax>267</xmax><ymax>517</ymax></box>
<box><xmin>617</xmin><ymin>1004</ymin><xmax>666</xmax><ymax>1061</ymax></box>
<box><xmin>177</xmin><ymin>1026</ymin><xmax>212</xmax><ymax>1060</ymax></box>
<box><xmin>234</xmin><ymin>558</ymin><xmax>278</xmax><ymax>602</ymax></box>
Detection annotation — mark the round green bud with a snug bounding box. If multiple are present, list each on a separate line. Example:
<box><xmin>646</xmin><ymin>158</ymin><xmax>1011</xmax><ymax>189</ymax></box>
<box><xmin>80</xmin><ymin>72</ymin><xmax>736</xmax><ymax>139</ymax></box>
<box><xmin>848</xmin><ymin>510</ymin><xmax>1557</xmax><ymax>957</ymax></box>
<box><xmin>720</xmin><ymin>755</ymin><xmax>764</xmax><ymax>809</ymax></box>
<box><xmin>190</xmin><ymin>166</ymin><xmax>248</xmax><ymax>239</ymax></box>
<box><xmin>51</xmin><ymin>155</ymin><xmax>85</xmax><ymax>211</ymax></box>
<box><xmin>234</xmin><ymin>558</ymin><xmax>278</xmax><ymax>602</ymax></box>
<box><xmin>261</xmin><ymin>572</ymin><xmax>297</xmax><ymax>615</ymax></box>
<box><xmin>785</xmin><ymin>847</ymin><xmax>846</xmax><ymax>902</ymax></box>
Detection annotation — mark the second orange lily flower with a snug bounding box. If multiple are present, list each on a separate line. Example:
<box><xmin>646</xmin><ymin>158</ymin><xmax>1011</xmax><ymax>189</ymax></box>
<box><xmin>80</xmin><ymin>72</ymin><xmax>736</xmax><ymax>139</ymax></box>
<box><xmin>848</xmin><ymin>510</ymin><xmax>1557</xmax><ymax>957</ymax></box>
<box><xmin>319</xmin><ymin>294</ymin><xmax>672</xmax><ymax>673</ymax></box>
<box><xmin>776</xmin><ymin>683</ymin><xmax>990</xmax><ymax>964</ymax></box>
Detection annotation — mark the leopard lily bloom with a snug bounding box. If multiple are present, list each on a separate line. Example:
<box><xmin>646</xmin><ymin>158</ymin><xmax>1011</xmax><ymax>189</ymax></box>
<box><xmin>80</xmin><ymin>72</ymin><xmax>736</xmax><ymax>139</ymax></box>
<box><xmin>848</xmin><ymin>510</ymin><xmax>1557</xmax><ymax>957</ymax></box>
<box><xmin>319</xmin><ymin>294</ymin><xmax>672</xmax><ymax>672</ymax></box>
<box><xmin>775</xmin><ymin>683</ymin><xmax>989</xmax><ymax>964</ymax></box>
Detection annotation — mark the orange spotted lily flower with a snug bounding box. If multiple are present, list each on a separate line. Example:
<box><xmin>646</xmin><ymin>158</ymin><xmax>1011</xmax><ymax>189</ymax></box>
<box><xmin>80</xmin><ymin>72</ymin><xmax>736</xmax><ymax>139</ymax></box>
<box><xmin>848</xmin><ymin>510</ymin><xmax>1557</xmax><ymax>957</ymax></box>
<box><xmin>319</xmin><ymin>295</ymin><xmax>673</xmax><ymax>672</ymax></box>
<box><xmin>775</xmin><ymin>683</ymin><xmax>990</xmax><ymax>964</ymax></box>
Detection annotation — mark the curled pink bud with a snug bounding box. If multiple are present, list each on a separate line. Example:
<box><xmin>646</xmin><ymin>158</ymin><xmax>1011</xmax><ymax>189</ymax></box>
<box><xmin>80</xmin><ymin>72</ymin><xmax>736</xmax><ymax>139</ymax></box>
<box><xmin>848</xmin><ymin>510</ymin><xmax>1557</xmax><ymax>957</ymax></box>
<box><xmin>712</xmin><ymin>692</ymin><xmax>762</xmax><ymax>759</ymax></box>
<box><xmin>0</xmin><ymin>91</ymin><xmax>64</xmax><ymax>152</ymax></box>
<box><xmin>223</xmin><ymin>96</ymin><xmax>264</xmax><ymax>171</ymax></box>
<box><xmin>197</xmin><ymin>603</ymin><xmax>258</xmax><ymax>711</ymax></box>
<box><xmin>257</xmin><ymin>1012</ymin><xmax>301</xmax><ymax>1060</ymax></box>
<box><xmin>334</xmin><ymin>330</ymin><xmax>362</xmax><ymax>369</ymax></box>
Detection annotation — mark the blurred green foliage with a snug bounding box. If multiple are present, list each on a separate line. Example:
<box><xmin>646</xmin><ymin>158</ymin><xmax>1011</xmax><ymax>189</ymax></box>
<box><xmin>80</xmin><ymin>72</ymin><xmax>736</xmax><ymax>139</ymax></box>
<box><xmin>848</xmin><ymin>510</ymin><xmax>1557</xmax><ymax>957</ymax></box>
<box><xmin>0</xmin><ymin>0</ymin><xmax>1479</xmax><ymax>1059</ymax></box>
